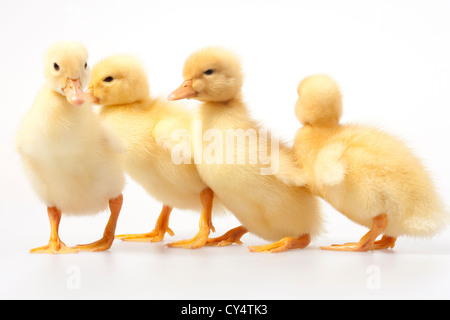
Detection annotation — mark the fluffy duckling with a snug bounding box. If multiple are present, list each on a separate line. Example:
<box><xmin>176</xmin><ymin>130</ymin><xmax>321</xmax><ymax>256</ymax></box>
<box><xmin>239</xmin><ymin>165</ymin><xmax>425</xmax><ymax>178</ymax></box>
<box><xmin>168</xmin><ymin>47</ymin><xmax>322</xmax><ymax>253</ymax></box>
<box><xmin>16</xmin><ymin>42</ymin><xmax>125</xmax><ymax>253</ymax></box>
<box><xmin>88</xmin><ymin>54</ymin><xmax>244</xmax><ymax>249</ymax></box>
<box><xmin>293</xmin><ymin>74</ymin><xmax>447</xmax><ymax>251</ymax></box>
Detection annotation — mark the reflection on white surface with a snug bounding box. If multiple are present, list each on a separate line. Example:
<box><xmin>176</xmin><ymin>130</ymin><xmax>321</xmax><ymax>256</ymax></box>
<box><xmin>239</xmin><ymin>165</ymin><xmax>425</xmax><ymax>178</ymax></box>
<box><xmin>1</xmin><ymin>199</ymin><xmax>450</xmax><ymax>299</ymax></box>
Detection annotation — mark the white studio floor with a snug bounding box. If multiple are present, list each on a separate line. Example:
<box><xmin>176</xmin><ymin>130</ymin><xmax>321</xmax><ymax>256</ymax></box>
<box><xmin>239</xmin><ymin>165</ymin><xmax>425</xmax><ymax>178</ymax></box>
<box><xmin>1</xmin><ymin>187</ymin><xmax>450</xmax><ymax>300</ymax></box>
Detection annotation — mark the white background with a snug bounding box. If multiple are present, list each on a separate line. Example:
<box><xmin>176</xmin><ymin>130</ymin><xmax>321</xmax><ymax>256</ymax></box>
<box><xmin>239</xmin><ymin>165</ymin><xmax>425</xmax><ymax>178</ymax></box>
<box><xmin>1</xmin><ymin>0</ymin><xmax>450</xmax><ymax>300</ymax></box>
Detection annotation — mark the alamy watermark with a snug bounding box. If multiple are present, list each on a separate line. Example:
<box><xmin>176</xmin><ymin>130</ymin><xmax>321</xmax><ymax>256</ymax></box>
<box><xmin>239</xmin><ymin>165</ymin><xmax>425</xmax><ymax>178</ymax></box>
<box><xmin>66</xmin><ymin>265</ymin><xmax>81</xmax><ymax>290</ymax></box>
<box><xmin>366</xmin><ymin>265</ymin><xmax>381</xmax><ymax>290</ymax></box>
<box><xmin>169</xmin><ymin>120</ymin><xmax>280</xmax><ymax>175</ymax></box>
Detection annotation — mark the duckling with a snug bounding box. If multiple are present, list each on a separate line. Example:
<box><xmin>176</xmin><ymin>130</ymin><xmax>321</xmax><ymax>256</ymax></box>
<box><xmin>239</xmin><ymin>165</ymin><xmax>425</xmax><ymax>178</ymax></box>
<box><xmin>88</xmin><ymin>54</ymin><xmax>244</xmax><ymax>249</ymax></box>
<box><xmin>293</xmin><ymin>74</ymin><xmax>447</xmax><ymax>251</ymax></box>
<box><xmin>16</xmin><ymin>42</ymin><xmax>125</xmax><ymax>253</ymax></box>
<box><xmin>168</xmin><ymin>47</ymin><xmax>322</xmax><ymax>253</ymax></box>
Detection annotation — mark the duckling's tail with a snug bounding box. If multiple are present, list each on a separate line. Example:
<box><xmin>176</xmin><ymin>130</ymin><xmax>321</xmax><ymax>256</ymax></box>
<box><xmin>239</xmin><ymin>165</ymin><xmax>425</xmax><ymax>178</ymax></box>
<box><xmin>295</xmin><ymin>74</ymin><xmax>343</xmax><ymax>127</ymax></box>
<box><xmin>394</xmin><ymin>183</ymin><xmax>449</xmax><ymax>238</ymax></box>
<box><xmin>402</xmin><ymin>205</ymin><xmax>449</xmax><ymax>238</ymax></box>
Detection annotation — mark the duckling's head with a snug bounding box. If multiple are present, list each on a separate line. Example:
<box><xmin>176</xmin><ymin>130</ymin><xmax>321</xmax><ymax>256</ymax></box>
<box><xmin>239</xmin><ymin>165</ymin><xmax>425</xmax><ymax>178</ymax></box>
<box><xmin>89</xmin><ymin>54</ymin><xmax>150</xmax><ymax>106</ymax></box>
<box><xmin>168</xmin><ymin>46</ymin><xmax>243</xmax><ymax>103</ymax></box>
<box><xmin>44</xmin><ymin>41</ymin><xmax>90</xmax><ymax>105</ymax></box>
<box><xmin>295</xmin><ymin>74</ymin><xmax>342</xmax><ymax>127</ymax></box>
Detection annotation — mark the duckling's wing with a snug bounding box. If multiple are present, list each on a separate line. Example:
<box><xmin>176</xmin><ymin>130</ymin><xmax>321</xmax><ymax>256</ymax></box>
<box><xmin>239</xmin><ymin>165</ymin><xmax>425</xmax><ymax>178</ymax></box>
<box><xmin>313</xmin><ymin>142</ymin><xmax>347</xmax><ymax>186</ymax></box>
<box><xmin>274</xmin><ymin>161</ymin><xmax>309</xmax><ymax>186</ymax></box>
<box><xmin>153</xmin><ymin>118</ymin><xmax>194</xmax><ymax>168</ymax></box>
<box><xmin>271</xmin><ymin>143</ymin><xmax>309</xmax><ymax>186</ymax></box>
<box><xmin>152</xmin><ymin>102</ymin><xmax>196</xmax><ymax>163</ymax></box>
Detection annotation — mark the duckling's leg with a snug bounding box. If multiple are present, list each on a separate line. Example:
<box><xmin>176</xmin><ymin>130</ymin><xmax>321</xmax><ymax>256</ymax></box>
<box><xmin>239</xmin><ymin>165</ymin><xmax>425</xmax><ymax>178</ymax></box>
<box><xmin>321</xmin><ymin>214</ymin><xmax>395</xmax><ymax>252</ymax></box>
<box><xmin>74</xmin><ymin>194</ymin><xmax>123</xmax><ymax>252</ymax></box>
<box><xmin>167</xmin><ymin>188</ymin><xmax>215</xmax><ymax>249</ymax></box>
<box><xmin>206</xmin><ymin>226</ymin><xmax>248</xmax><ymax>247</ymax></box>
<box><xmin>30</xmin><ymin>207</ymin><xmax>79</xmax><ymax>254</ymax></box>
<box><xmin>248</xmin><ymin>234</ymin><xmax>311</xmax><ymax>253</ymax></box>
<box><xmin>116</xmin><ymin>205</ymin><xmax>174</xmax><ymax>242</ymax></box>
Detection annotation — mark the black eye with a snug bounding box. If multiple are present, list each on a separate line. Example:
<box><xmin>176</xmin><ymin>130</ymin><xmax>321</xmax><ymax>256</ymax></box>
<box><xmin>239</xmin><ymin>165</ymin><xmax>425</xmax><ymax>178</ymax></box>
<box><xmin>204</xmin><ymin>69</ymin><xmax>214</xmax><ymax>75</ymax></box>
<box><xmin>103</xmin><ymin>76</ymin><xmax>114</xmax><ymax>82</ymax></box>
<box><xmin>53</xmin><ymin>63</ymin><xmax>60</xmax><ymax>71</ymax></box>
<box><xmin>84</xmin><ymin>62</ymin><xmax>87</xmax><ymax>69</ymax></box>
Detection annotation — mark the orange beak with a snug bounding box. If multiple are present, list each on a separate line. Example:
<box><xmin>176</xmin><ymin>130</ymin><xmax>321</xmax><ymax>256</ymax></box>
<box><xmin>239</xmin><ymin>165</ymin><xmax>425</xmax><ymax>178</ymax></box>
<box><xmin>63</xmin><ymin>78</ymin><xmax>84</xmax><ymax>106</ymax></box>
<box><xmin>85</xmin><ymin>87</ymin><xmax>100</xmax><ymax>104</ymax></box>
<box><xmin>167</xmin><ymin>80</ymin><xmax>197</xmax><ymax>101</ymax></box>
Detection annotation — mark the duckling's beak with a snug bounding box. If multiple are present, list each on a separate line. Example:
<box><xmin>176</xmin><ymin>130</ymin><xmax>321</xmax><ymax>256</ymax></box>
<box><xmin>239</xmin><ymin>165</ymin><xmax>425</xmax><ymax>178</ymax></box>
<box><xmin>85</xmin><ymin>87</ymin><xmax>100</xmax><ymax>104</ymax></box>
<box><xmin>63</xmin><ymin>78</ymin><xmax>85</xmax><ymax>106</ymax></box>
<box><xmin>167</xmin><ymin>80</ymin><xmax>197</xmax><ymax>101</ymax></box>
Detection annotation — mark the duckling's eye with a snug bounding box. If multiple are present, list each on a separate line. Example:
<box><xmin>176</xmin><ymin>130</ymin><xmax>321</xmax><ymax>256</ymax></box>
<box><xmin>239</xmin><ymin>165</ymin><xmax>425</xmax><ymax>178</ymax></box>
<box><xmin>84</xmin><ymin>62</ymin><xmax>87</xmax><ymax>69</ymax></box>
<box><xmin>53</xmin><ymin>63</ymin><xmax>60</xmax><ymax>71</ymax></box>
<box><xmin>103</xmin><ymin>76</ymin><xmax>114</xmax><ymax>82</ymax></box>
<box><xmin>204</xmin><ymin>69</ymin><xmax>214</xmax><ymax>75</ymax></box>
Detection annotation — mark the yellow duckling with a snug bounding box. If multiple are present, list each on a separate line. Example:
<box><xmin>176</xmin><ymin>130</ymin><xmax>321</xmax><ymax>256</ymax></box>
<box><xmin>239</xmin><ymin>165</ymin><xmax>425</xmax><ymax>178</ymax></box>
<box><xmin>293</xmin><ymin>74</ymin><xmax>447</xmax><ymax>251</ymax></box>
<box><xmin>16</xmin><ymin>42</ymin><xmax>125</xmax><ymax>254</ymax></box>
<box><xmin>88</xmin><ymin>54</ymin><xmax>244</xmax><ymax>249</ymax></box>
<box><xmin>168</xmin><ymin>47</ymin><xmax>322</xmax><ymax>253</ymax></box>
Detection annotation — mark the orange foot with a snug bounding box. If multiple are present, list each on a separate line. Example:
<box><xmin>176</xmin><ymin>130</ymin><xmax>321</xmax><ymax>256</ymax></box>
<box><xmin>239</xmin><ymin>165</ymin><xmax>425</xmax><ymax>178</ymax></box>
<box><xmin>75</xmin><ymin>194</ymin><xmax>123</xmax><ymax>252</ymax></box>
<box><xmin>30</xmin><ymin>207</ymin><xmax>79</xmax><ymax>254</ymax></box>
<box><xmin>321</xmin><ymin>214</ymin><xmax>397</xmax><ymax>252</ymax></box>
<box><xmin>167</xmin><ymin>225</ymin><xmax>213</xmax><ymax>249</ymax></box>
<box><xmin>117</xmin><ymin>205</ymin><xmax>174</xmax><ymax>242</ymax></box>
<box><xmin>30</xmin><ymin>239</ymin><xmax>79</xmax><ymax>254</ymax></box>
<box><xmin>206</xmin><ymin>226</ymin><xmax>248</xmax><ymax>247</ymax></box>
<box><xmin>117</xmin><ymin>229</ymin><xmax>175</xmax><ymax>243</ymax></box>
<box><xmin>74</xmin><ymin>236</ymin><xmax>116</xmax><ymax>252</ymax></box>
<box><xmin>321</xmin><ymin>235</ymin><xmax>397</xmax><ymax>252</ymax></box>
<box><xmin>248</xmin><ymin>234</ymin><xmax>311</xmax><ymax>253</ymax></box>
